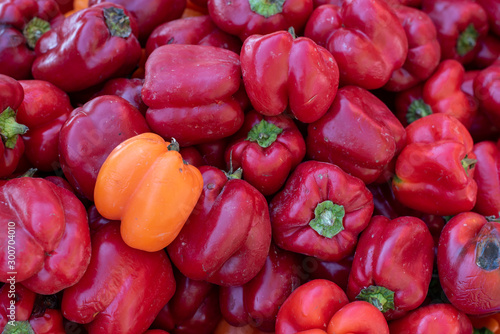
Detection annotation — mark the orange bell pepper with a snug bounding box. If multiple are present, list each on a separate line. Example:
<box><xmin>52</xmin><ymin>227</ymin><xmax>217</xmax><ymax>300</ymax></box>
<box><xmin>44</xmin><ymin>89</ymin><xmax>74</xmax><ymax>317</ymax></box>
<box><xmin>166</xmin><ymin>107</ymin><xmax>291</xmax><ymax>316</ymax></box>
<box><xmin>94</xmin><ymin>132</ymin><xmax>203</xmax><ymax>252</ymax></box>
<box><xmin>214</xmin><ymin>319</ymin><xmax>272</xmax><ymax>334</ymax></box>
<box><xmin>64</xmin><ymin>0</ymin><xmax>88</xmax><ymax>17</ymax></box>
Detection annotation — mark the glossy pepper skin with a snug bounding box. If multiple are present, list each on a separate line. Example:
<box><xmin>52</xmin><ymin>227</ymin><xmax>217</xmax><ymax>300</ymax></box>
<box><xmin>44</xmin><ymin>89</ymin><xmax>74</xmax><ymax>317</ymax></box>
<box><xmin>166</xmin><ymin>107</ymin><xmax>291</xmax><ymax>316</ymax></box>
<box><xmin>304</xmin><ymin>0</ymin><xmax>408</xmax><ymax>90</ymax></box>
<box><xmin>389</xmin><ymin>304</ymin><xmax>473</xmax><ymax>334</ymax></box>
<box><xmin>240</xmin><ymin>30</ymin><xmax>339</xmax><ymax>123</ymax></box>
<box><xmin>168</xmin><ymin>166</ymin><xmax>272</xmax><ymax>286</ymax></box>
<box><xmin>207</xmin><ymin>0</ymin><xmax>313</xmax><ymax>41</ymax></box>
<box><xmin>32</xmin><ymin>3</ymin><xmax>142</xmax><ymax>92</ymax></box>
<box><xmin>347</xmin><ymin>216</ymin><xmax>434</xmax><ymax>320</ymax></box>
<box><xmin>0</xmin><ymin>0</ymin><xmax>62</xmax><ymax>80</ymax></box>
<box><xmin>93</xmin><ymin>78</ymin><xmax>147</xmax><ymax>114</ymax></box>
<box><xmin>94</xmin><ymin>132</ymin><xmax>203</xmax><ymax>252</ymax></box>
<box><xmin>307</xmin><ymin>86</ymin><xmax>406</xmax><ymax>184</ymax></box>
<box><xmin>59</xmin><ymin>95</ymin><xmax>150</xmax><ymax>201</ymax></box>
<box><xmin>476</xmin><ymin>0</ymin><xmax>500</xmax><ymax>37</ymax></box>
<box><xmin>62</xmin><ymin>221</ymin><xmax>176</xmax><ymax>334</ymax></box>
<box><xmin>152</xmin><ymin>270</ymin><xmax>221</xmax><ymax>334</ymax></box>
<box><xmin>422</xmin><ymin>0</ymin><xmax>489</xmax><ymax>65</ymax></box>
<box><xmin>0</xmin><ymin>284</ymin><xmax>35</xmax><ymax>331</ymax></box>
<box><xmin>472</xmin><ymin>35</ymin><xmax>500</xmax><ymax>69</ymax></box>
<box><xmin>323</xmin><ymin>301</ymin><xmax>389</xmax><ymax>334</ymax></box>
<box><xmin>88</xmin><ymin>0</ymin><xmax>186</xmax><ymax>43</ymax></box>
<box><xmin>270</xmin><ymin>161</ymin><xmax>374</xmax><ymax>262</ymax></box>
<box><xmin>392</xmin><ymin>113</ymin><xmax>478</xmax><ymax>215</ymax></box>
<box><xmin>395</xmin><ymin>60</ymin><xmax>478</xmax><ymax>128</ymax></box>
<box><xmin>0</xmin><ymin>177</ymin><xmax>91</xmax><ymax>295</ymax></box>
<box><xmin>16</xmin><ymin>80</ymin><xmax>71</xmax><ymax>172</ymax></box>
<box><xmin>142</xmin><ymin>44</ymin><xmax>244</xmax><ymax>146</ymax></box>
<box><xmin>474</xmin><ymin>63</ymin><xmax>500</xmax><ymax>128</ymax></box>
<box><xmin>438</xmin><ymin>212</ymin><xmax>500</xmax><ymax>315</ymax></box>
<box><xmin>0</xmin><ymin>74</ymin><xmax>26</xmax><ymax>178</ymax></box>
<box><xmin>275</xmin><ymin>279</ymin><xmax>349</xmax><ymax>334</ymax></box>
<box><xmin>224</xmin><ymin>111</ymin><xmax>306</xmax><ymax>196</ymax></box>
<box><xmin>145</xmin><ymin>15</ymin><xmax>242</xmax><ymax>56</ymax></box>
<box><xmin>219</xmin><ymin>244</ymin><xmax>303</xmax><ymax>332</ymax></box>
<box><xmin>473</xmin><ymin>140</ymin><xmax>500</xmax><ymax>217</ymax></box>
<box><xmin>383</xmin><ymin>5</ymin><xmax>441</xmax><ymax>92</ymax></box>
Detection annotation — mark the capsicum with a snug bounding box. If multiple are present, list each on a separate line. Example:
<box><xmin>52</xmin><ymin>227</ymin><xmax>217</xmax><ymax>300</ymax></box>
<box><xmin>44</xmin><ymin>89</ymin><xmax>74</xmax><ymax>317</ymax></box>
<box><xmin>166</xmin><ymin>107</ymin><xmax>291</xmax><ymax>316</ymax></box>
<box><xmin>437</xmin><ymin>212</ymin><xmax>500</xmax><ymax>315</ymax></box>
<box><xmin>0</xmin><ymin>177</ymin><xmax>91</xmax><ymax>295</ymax></box>
<box><xmin>476</xmin><ymin>0</ymin><xmax>500</xmax><ymax>37</ymax></box>
<box><xmin>32</xmin><ymin>3</ymin><xmax>142</xmax><ymax>92</ymax></box>
<box><xmin>92</xmin><ymin>78</ymin><xmax>147</xmax><ymax>114</ymax></box>
<box><xmin>304</xmin><ymin>0</ymin><xmax>408</xmax><ymax>89</ymax></box>
<box><xmin>473</xmin><ymin>62</ymin><xmax>500</xmax><ymax>128</ymax></box>
<box><xmin>167</xmin><ymin>165</ymin><xmax>272</xmax><ymax>286</ymax></box>
<box><xmin>347</xmin><ymin>216</ymin><xmax>434</xmax><ymax>320</ymax></box>
<box><xmin>472</xmin><ymin>140</ymin><xmax>500</xmax><ymax>218</ymax></box>
<box><xmin>270</xmin><ymin>160</ymin><xmax>374</xmax><ymax>262</ymax></box>
<box><xmin>392</xmin><ymin>113</ymin><xmax>478</xmax><ymax>215</ymax></box>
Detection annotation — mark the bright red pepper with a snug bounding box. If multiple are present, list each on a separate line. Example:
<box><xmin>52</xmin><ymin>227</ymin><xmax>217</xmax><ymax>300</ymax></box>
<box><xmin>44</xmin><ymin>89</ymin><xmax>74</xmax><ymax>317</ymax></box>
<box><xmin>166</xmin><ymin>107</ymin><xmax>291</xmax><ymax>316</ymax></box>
<box><xmin>62</xmin><ymin>221</ymin><xmax>176</xmax><ymax>333</ymax></box>
<box><xmin>395</xmin><ymin>60</ymin><xmax>478</xmax><ymax>128</ymax></box>
<box><xmin>152</xmin><ymin>269</ymin><xmax>221</xmax><ymax>334</ymax></box>
<box><xmin>0</xmin><ymin>0</ymin><xmax>62</xmax><ymax>80</ymax></box>
<box><xmin>0</xmin><ymin>177</ymin><xmax>91</xmax><ymax>295</ymax></box>
<box><xmin>219</xmin><ymin>244</ymin><xmax>303</xmax><ymax>332</ymax></box>
<box><xmin>167</xmin><ymin>166</ymin><xmax>272</xmax><ymax>286</ymax></box>
<box><xmin>224</xmin><ymin>111</ymin><xmax>306</xmax><ymax>196</ymax></box>
<box><xmin>325</xmin><ymin>301</ymin><xmax>389</xmax><ymax>334</ymax></box>
<box><xmin>422</xmin><ymin>0</ymin><xmax>489</xmax><ymax>64</ymax></box>
<box><xmin>240</xmin><ymin>30</ymin><xmax>339</xmax><ymax>123</ymax></box>
<box><xmin>347</xmin><ymin>216</ymin><xmax>434</xmax><ymax>320</ymax></box>
<box><xmin>93</xmin><ymin>78</ymin><xmax>147</xmax><ymax>115</ymax></box>
<box><xmin>474</xmin><ymin>62</ymin><xmax>500</xmax><ymax>128</ymax></box>
<box><xmin>473</xmin><ymin>140</ymin><xmax>500</xmax><ymax>218</ymax></box>
<box><xmin>207</xmin><ymin>0</ymin><xmax>313</xmax><ymax>41</ymax></box>
<box><xmin>476</xmin><ymin>0</ymin><xmax>500</xmax><ymax>37</ymax></box>
<box><xmin>145</xmin><ymin>15</ymin><xmax>242</xmax><ymax>57</ymax></box>
<box><xmin>59</xmin><ymin>95</ymin><xmax>150</xmax><ymax>201</ymax></box>
<box><xmin>0</xmin><ymin>74</ymin><xmax>27</xmax><ymax>178</ymax></box>
<box><xmin>438</xmin><ymin>212</ymin><xmax>500</xmax><ymax>315</ymax></box>
<box><xmin>392</xmin><ymin>113</ymin><xmax>478</xmax><ymax>215</ymax></box>
<box><xmin>142</xmin><ymin>44</ymin><xmax>244</xmax><ymax>146</ymax></box>
<box><xmin>29</xmin><ymin>309</ymin><xmax>65</xmax><ymax>334</ymax></box>
<box><xmin>389</xmin><ymin>304</ymin><xmax>474</xmax><ymax>334</ymax></box>
<box><xmin>0</xmin><ymin>284</ymin><xmax>35</xmax><ymax>331</ymax></box>
<box><xmin>383</xmin><ymin>5</ymin><xmax>441</xmax><ymax>92</ymax></box>
<box><xmin>275</xmin><ymin>279</ymin><xmax>349</xmax><ymax>334</ymax></box>
<box><xmin>32</xmin><ymin>3</ymin><xmax>142</xmax><ymax>92</ymax></box>
<box><xmin>304</xmin><ymin>0</ymin><xmax>407</xmax><ymax>90</ymax></box>
<box><xmin>270</xmin><ymin>160</ymin><xmax>374</xmax><ymax>262</ymax></box>
<box><xmin>307</xmin><ymin>86</ymin><xmax>406</xmax><ymax>184</ymax></box>
<box><xmin>88</xmin><ymin>0</ymin><xmax>186</xmax><ymax>43</ymax></box>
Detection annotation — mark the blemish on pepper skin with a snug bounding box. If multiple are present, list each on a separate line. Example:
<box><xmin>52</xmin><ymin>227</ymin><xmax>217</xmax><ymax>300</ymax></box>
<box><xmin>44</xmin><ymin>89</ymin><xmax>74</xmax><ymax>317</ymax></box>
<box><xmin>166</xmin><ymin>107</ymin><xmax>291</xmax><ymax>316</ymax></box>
<box><xmin>179</xmin><ymin>168</ymin><xmax>183</xmax><ymax>173</ymax></box>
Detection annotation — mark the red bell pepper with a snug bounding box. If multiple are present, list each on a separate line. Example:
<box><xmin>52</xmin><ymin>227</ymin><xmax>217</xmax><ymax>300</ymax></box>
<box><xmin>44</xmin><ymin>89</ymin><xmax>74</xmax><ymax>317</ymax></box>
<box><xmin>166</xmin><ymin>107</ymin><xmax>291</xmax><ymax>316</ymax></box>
<box><xmin>473</xmin><ymin>140</ymin><xmax>500</xmax><ymax>218</ymax></box>
<box><xmin>474</xmin><ymin>62</ymin><xmax>500</xmax><ymax>128</ymax></box>
<box><xmin>389</xmin><ymin>304</ymin><xmax>474</xmax><ymax>334</ymax></box>
<box><xmin>437</xmin><ymin>212</ymin><xmax>500</xmax><ymax>315</ymax></box>
<box><xmin>304</xmin><ymin>0</ymin><xmax>408</xmax><ymax>90</ymax></box>
<box><xmin>383</xmin><ymin>5</ymin><xmax>441</xmax><ymax>92</ymax></box>
<box><xmin>472</xmin><ymin>35</ymin><xmax>500</xmax><ymax>69</ymax></box>
<box><xmin>0</xmin><ymin>177</ymin><xmax>91</xmax><ymax>295</ymax></box>
<box><xmin>395</xmin><ymin>60</ymin><xmax>477</xmax><ymax>128</ymax></box>
<box><xmin>45</xmin><ymin>175</ymin><xmax>75</xmax><ymax>194</ymax></box>
<box><xmin>392</xmin><ymin>113</ymin><xmax>478</xmax><ymax>215</ymax></box>
<box><xmin>422</xmin><ymin>0</ymin><xmax>489</xmax><ymax>64</ymax></box>
<box><xmin>0</xmin><ymin>0</ymin><xmax>62</xmax><ymax>80</ymax></box>
<box><xmin>62</xmin><ymin>221</ymin><xmax>176</xmax><ymax>333</ymax></box>
<box><xmin>275</xmin><ymin>279</ymin><xmax>349</xmax><ymax>334</ymax></box>
<box><xmin>0</xmin><ymin>75</ymin><xmax>27</xmax><ymax>179</ymax></box>
<box><xmin>180</xmin><ymin>139</ymin><xmax>228</xmax><ymax>170</ymax></box>
<box><xmin>347</xmin><ymin>216</ymin><xmax>434</xmax><ymax>320</ymax></box>
<box><xmin>88</xmin><ymin>0</ymin><xmax>186</xmax><ymax>43</ymax></box>
<box><xmin>0</xmin><ymin>284</ymin><xmax>35</xmax><ymax>332</ymax></box>
<box><xmin>476</xmin><ymin>0</ymin><xmax>500</xmax><ymax>37</ymax></box>
<box><xmin>145</xmin><ymin>15</ymin><xmax>242</xmax><ymax>57</ymax></box>
<box><xmin>59</xmin><ymin>95</ymin><xmax>150</xmax><ymax>201</ymax></box>
<box><xmin>307</xmin><ymin>255</ymin><xmax>353</xmax><ymax>292</ymax></box>
<box><xmin>167</xmin><ymin>166</ymin><xmax>272</xmax><ymax>286</ymax></box>
<box><xmin>207</xmin><ymin>0</ymin><xmax>313</xmax><ymax>41</ymax></box>
<box><xmin>307</xmin><ymin>86</ymin><xmax>406</xmax><ymax>184</ymax></box>
<box><xmin>32</xmin><ymin>3</ymin><xmax>142</xmax><ymax>92</ymax></box>
<box><xmin>219</xmin><ymin>244</ymin><xmax>303</xmax><ymax>332</ymax></box>
<box><xmin>240</xmin><ymin>30</ymin><xmax>339</xmax><ymax>123</ymax></box>
<box><xmin>324</xmin><ymin>301</ymin><xmax>389</xmax><ymax>334</ymax></box>
<box><xmin>224</xmin><ymin>110</ymin><xmax>306</xmax><ymax>196</ymax></box>
<box><xmin>152</xmin><ymin>269</ymin><xmax>221</xmax><ymax>334</ymax></box>
<box><xmin>15</xmin><ymin>80</ymin><xmax>71</xmax><ymax>172</ymax></box>
<box><xmin>93</xmin><ymin>78</ymin><xmax>147</xmax><ymax>115</ymax></box>
<box><xmin>142</xmin><ymin>44</ymin><xmax>244</xmax><ymax>146</ymax></box>
<box><xmin>270</xmin><ymin>160</ymin><xmax>374</xmax><ymax>262</ymax></box>
<box><xmin>29</xmin><ymin>309</ymin><xmax>65</xmax><ymax>334</ymax></box>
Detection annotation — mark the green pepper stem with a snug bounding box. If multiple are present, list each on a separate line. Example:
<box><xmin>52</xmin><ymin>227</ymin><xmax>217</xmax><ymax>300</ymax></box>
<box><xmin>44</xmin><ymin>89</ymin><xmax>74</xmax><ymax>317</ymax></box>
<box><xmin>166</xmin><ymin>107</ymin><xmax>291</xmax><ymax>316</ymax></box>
<box><xmin>167</xmin><ymin>138</ymin><xmax>180</xmax><ymax>152</ymax></box>
<box><xmin>2</xmin><ymin>321</ymin><xmax>35</xmax><ymax>334</ymax></box>
<box><xmin>457</xmin><ymin>24</ymin><xmax>479</xmax><ymax>56</ymax></box>
<box><xmin>461</xmin><ymin>156</ymin><xmax>477</xmax><ymax>176</ymax></box>
<box><xmin>309</xmin><ymin>201</ymin><xmax>345</xmax><ymax>238</ymax></box>
<box><xmin>0</xmin><ymin>107</ymin><xmax>28</xmax><ymax>149</ymax></box>
<box><xmin>103</xmin><ymin>7</ymin><xmax>132</xmax><ymax>38</ymax></box>
<box><xmin>23</xmin><ymin>17</ymin><xmax>51</xmax><ymax>49</ymax></box>
<box><xmin>406</xmin><ymin>99</ymin><xmax>432</xmax><ymax>124</ymax></box>
<box><xmin>356</xmin><ymin>285</ymin><xmax>395</xmax><ymax>313</ymax></box>
<box><xmin>246</xmin><ymin>119</ymin><xmax>283</xmax><ymax>148</ymax></box>
<box><xmin>248</xmin><ymin>0</ymin><xmax>286</xmax><ymax>18</ymax></box>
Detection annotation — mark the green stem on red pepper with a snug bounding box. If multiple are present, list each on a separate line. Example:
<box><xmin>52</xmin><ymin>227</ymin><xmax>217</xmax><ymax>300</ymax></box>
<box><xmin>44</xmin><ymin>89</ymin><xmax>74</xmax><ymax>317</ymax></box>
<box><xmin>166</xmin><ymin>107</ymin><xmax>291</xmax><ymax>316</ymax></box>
<box><xmin>23</xmin><ymin>17</ymin><xmax>51</xmax><ymax>49</ymax></box>
<box><xmin>355</xmin><ymin>285</ymin><xmax>395</xmax><ymax>313</ymax></box>
<box><xmin>103</xmin><ymin>7</ymin><xmax>132</xmax><ymax>38</ymax></box>
<box><xmin>457</xmin><ymin>24</ymin><xmax>479</xmax><ymax>56</ymax></box>
<box><xmin>0</xmin><ymin>107</ymin><xmax>29</xmax><ymax>149</ymax></box>
<box><xmin>461</xmin><ymin>155</ymin><xmax>477</xmax><ymax>176</ymax></box>
<box><xmin>309</xmin><ymin>200</ymin><xmax>345</xmax><ymax>238</ymax></box>
<box><xmin>246</xmin><ymin>119</ymin><xmax>283</xmax><ymax>148</ymax></box>
<box><xmin>406</xmin><ymin>99</ymin><xmax>432</xmax><ymax>125</ymax></box>
<box><xmin>2</xmin><ymin>321</ymin><xmax>35</xmax><ymax>334</ymax></box>
<box><xmin>248</xmin><ymin>0</ymin><xmax>286</xmax><ymax>18</ymax></box>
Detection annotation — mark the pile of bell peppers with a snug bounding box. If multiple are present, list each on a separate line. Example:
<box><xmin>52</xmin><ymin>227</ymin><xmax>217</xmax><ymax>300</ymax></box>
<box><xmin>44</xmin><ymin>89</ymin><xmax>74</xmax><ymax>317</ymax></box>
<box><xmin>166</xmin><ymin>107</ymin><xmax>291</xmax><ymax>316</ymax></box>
<box><xmin>1</xmin><ymin>0</ymin><xmax>500</xmax><ymax>333</ymax></box>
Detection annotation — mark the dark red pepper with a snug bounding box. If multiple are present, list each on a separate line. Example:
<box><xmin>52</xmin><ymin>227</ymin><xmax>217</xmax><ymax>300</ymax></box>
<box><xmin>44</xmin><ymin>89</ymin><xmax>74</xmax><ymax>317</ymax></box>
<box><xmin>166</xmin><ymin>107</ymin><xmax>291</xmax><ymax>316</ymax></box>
<box><xmin>307</xmin><ymin>255</ymin><xmax>353</xmax><ymax>292</ymax></box>
<box><xmin>92</xmin><ymin>78</ymin><xmax>147</xmax><ymax>115</ymax></box>
<box><xmin>471</xmin><ymin>35</ymin><xmax>500</xmax><ymax>69</ymax></box>
<box><xmin>473</xmin><ymin>140</ymin><xmax>500</xmax><ymax>218</ymax></box>
<box><xmin>476</xmin><ymin>0</ymin><xmax>500</xmax><ymax>37</ymax></box>
<box><xmin>473</xmin><ymin>62</ymin><xmax>500</xmax><ymax>128</ymax></box>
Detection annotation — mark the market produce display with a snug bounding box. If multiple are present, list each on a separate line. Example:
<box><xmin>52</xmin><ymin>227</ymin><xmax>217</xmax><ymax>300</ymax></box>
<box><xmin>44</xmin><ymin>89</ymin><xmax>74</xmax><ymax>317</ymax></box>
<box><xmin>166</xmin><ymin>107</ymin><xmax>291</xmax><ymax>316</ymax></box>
<box><xmin>0</xmin><ymin>0</ymin><xmax>500</xmax><ymax>333</ymax></box>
